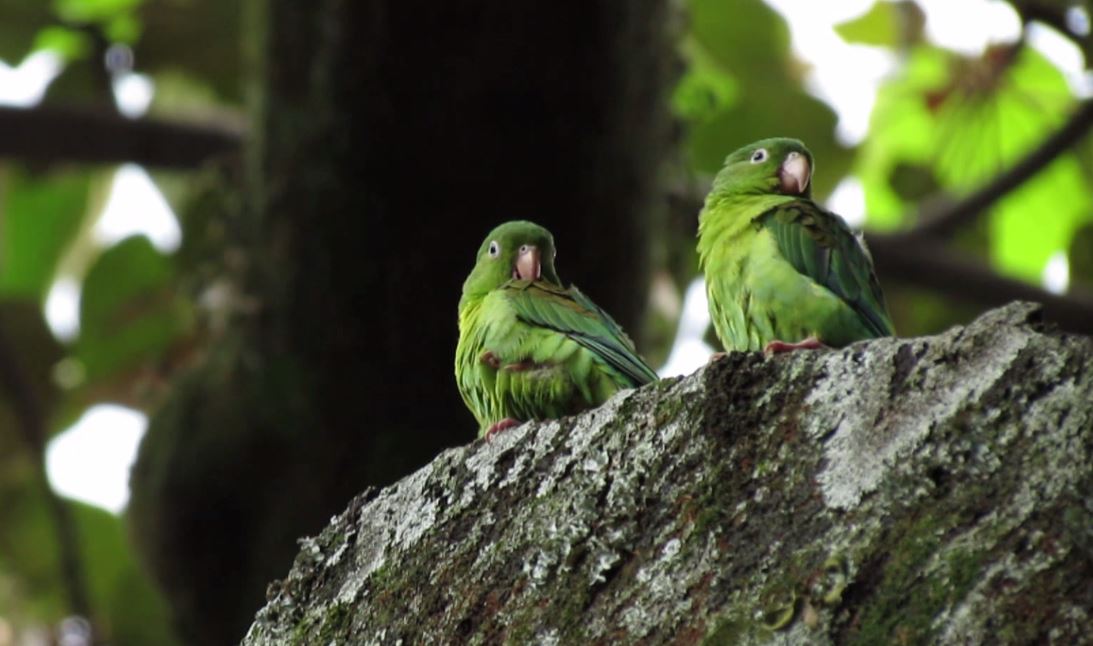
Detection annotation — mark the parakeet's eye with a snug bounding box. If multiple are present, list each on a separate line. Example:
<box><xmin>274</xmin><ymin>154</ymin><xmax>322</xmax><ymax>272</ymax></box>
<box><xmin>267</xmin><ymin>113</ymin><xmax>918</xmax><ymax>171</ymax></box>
<box><xmin>488</xmin><ymin>241</ymin><xmax>500</xmax><ymax>258</ymax></box>
<box><xmin>519</xmin><ymin>244</ymin><xmax>530</xmax><ymax>254</ymax></box>
<box><xmin>750</xmin><ymin>148</ymin><xmax>768</xmax><ymax>164</ymax></box>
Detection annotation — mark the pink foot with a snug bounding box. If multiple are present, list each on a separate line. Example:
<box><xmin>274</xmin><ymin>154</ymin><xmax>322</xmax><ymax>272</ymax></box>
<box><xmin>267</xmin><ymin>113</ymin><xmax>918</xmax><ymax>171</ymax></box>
<box><xmin>484</xmin><ymin>418</ymin><xmax>521</xmax><ymax>441</ymax></box>
<box><xmin>707</xmin><ymin>351</ymin><xmax>727</xmax><ymax>364</ymax></box>
<box><xmin>481</xmin><ymin>351</ymin><xmax>501</xmax><ymax>369</ymax></box>
<box><xmin>764</xmin><ymin>337</ymin><xmax>827</xmax><ymax>355</ymax></box>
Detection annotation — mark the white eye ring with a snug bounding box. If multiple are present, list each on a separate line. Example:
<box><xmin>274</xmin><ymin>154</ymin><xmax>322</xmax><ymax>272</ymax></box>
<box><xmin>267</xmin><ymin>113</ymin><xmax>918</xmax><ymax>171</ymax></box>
<box><xmin>488</xmin><ymin>241</ymin><xmax>500</xmax><ymax>257</ymax></box>
<box><xmin>750</xmin><ymin>148</ymin><xmax>768</xmax><ymax>164</ymax></box>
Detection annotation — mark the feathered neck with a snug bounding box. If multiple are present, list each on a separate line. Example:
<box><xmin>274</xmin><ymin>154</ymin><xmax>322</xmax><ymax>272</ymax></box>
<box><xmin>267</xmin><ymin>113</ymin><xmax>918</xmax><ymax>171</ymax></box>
<box><xmin>697</xmin><ymin>192</ymin><xmax>794</xmax><ymax>269</ymax></box>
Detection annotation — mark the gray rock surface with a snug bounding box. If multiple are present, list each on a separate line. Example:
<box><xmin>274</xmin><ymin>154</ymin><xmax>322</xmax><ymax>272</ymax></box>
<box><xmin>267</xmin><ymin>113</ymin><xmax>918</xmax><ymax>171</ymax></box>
<box><xmin>242</xmin><ymin>302</ymin><xmax>1092</xmax><ymax>645</ymax></box>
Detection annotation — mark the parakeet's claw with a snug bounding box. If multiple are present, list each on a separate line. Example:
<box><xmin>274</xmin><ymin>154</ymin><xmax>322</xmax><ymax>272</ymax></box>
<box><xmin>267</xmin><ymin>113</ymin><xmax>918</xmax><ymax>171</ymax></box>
<box><xmin>481</xmin><ymin>350</ymin><xmax>501</xmax><ymax>369</ymax></box>
<box><xmin>707</xmin><ymin>351</ymin><xmax>727</xmax><ymax>364</ymax></box>
<box><xmin>484</xmin><ymin>418</ymin><xmax>521</xmax><ymax>441</ymax></box>
<box><xmin>764</xmin><ymin>337</ymin><xmax>826</xmax><ymax>355</ymax></box>
<box><xmin>501</xmin><ymin>359</ymin><xmax>536</xmax><ymax>372</ymax></box>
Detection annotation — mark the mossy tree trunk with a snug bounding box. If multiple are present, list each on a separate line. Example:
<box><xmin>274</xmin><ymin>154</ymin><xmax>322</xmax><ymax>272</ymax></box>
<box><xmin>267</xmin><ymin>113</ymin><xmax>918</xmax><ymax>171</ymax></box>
<box><xmin>242</xmin><ymin>303</ymin><xmax>1092</xmax><ymax>645</ymax></box>
<box><xmin>128</xmin><ymin>1</ymin><xmax>675</xmax><ymax>643</ymax></box>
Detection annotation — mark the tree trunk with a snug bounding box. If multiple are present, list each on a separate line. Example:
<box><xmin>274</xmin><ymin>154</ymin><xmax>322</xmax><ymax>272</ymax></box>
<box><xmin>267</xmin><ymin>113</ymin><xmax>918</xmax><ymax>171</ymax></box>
<box><xmin>241</xmin><ymin>302</ymin><xmax>1092</xmax><ymax>645</ymax></box>
<box><xmin>128</xmin><ymin>1</ymin><xmax>675</xmax><ymax>643</ymax></box>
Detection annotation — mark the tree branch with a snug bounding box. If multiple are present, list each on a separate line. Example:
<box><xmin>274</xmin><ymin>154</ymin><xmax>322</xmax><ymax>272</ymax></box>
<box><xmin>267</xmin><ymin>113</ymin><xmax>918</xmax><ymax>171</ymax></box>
<box><xmin>868</xmin><ymin>232</ymin><xmax>1093</xmax><ymax>334</ymax></box>
<box><xmin>908</xmin><ymin>99</ymin><xmax>1093</xmax><ymax>239</ymax></box>
<box><xmin>0</xmin><ymin>105</ymin><xmax>243</xmax><ymax>170</ymax></box>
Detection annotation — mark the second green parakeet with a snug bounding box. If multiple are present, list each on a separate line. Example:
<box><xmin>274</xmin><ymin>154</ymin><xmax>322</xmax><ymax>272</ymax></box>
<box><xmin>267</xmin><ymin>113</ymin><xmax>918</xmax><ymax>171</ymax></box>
<box><xmin>697</xmin><ymin>138</ymin><xmax>895</xmax><ymax>352</ymax></box>
<box><xmin>456</xmin><ymin>220</ymin><xmax>657</xmax><ymax>438</ymax></box>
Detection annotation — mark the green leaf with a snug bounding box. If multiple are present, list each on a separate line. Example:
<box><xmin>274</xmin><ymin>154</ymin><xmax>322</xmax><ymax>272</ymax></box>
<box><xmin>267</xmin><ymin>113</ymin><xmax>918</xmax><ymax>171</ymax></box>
<box><xmin>990</xmin><ymin>156</ymin><xmax>1093</xmax><ymax>282</ymax></box>
<box><xmin>0</xmin><ymin>304</ymin><xmax>63</xmax><ymax>623</ymax></box>
<box><xmin>75</xmin><ymin>236</ymin><xmax>190</xmax><ymax>384</ymax></box>
<box><xmin>684</xmin><ymin>83</ymin><xmax>851</xmax><ymax>198</ymax></box>
<box><xmin>672</xmin><ymin>39</ymin><xmax>738</xmax><ymax>123</ymax></box>
<box><xmin>73</xmin><ymin>502</ymin><xmax>181</xmax><ymax>645</ymax></box>
<box><xmin>687</xmin><ymin>0</ymin><xmax>791</xmax><ymax>88</ymax></box>
<box><xmin>0</xmin><ymin>465</ymin><xmax>67</xmax><ymax>622</ymax></box>
<box><xmin>0</xmin><ymin>484</ymin><xmax>180</xmax><ymax>643</ymax></box>
<box><xmin>0</xmin><ymin>166</ymin><xmax>91</xmax><ymax>299</ymax></box>
<box><xmin>857</xmin><ymin>42</ymin><xmax>1090</xmax><ymax>283</ymax></box>
<box><xmin>835</xmin><ymin>0</ymin><xmax>924</xmax><ymax>48</ymax></box>
<box><xmin>33</xmin><ymin>26</ymin><xmax>92</xmax><ymax>61</ymax></box>
<box><xmin>679</xmin><ymin>0</ymin><xmax>851</xmax><ymax>198</ymax></box>
<box><xmin>52</xmin><ymin>0</ymin><xmax>143</xmax><ymax>23</ymax></box>
<box><xmin>836</xmin><ymin>1</ymin><xmax>897</xmax><ymax>46</ymax></box>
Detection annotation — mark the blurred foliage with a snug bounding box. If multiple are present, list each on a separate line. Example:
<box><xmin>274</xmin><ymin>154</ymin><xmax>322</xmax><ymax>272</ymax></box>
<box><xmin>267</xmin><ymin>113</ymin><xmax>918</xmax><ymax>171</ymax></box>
<box><xmin>0</xmin><ymin>0</ymin><xmax>1091</xmax><ymax>643</ymax></box>
<box><xmin>670</xmin><ymin>0</ymin><xmax>1093</xmax><ymax>346</ymax></box>
<box><xmin>856</xmin><ymin>43</ymin><xmax>1091</xmax><ymax>282</ymax></box>
<box><xmin>676</xmin><ymin>0</ymin><xmax>850</xmax><ymax>196</ymax></box>
<box><xmin>0</xmin><ymin>0</ymin><xmax>237</xmax><ymax>641</ymax></box>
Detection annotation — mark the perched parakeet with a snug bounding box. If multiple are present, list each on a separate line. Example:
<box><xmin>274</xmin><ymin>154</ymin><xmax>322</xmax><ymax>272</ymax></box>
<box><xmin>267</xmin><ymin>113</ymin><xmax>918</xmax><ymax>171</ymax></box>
<box><xmin>456</xmin><ymin>221</ymin><xmax>658</xmax><ymax>437</ymax></box>
<box><xmin>697</xmin><ymin>138</ymin><xmax>895</xmax><ymax>352</ymax></box>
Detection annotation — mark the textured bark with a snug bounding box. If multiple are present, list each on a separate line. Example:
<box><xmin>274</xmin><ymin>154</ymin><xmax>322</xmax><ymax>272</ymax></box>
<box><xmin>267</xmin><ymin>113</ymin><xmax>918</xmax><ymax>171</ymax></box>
<box><xmin>242</xmin><ymin>302</ymin><xmax>1092</xmax><ymax>645</ymax></box>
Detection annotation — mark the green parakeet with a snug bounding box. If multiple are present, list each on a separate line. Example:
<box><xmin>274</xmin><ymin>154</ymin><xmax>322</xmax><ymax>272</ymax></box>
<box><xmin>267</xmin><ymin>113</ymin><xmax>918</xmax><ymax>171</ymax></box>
<box><xmin>456</xmin><ymin>220</ymin><xmax>658</xmax><ymax>437</ymax></box>
<box><xmin>697</xmin><ymin>138</ymin><xmax>895</xmax><ymax>352</ymax></box>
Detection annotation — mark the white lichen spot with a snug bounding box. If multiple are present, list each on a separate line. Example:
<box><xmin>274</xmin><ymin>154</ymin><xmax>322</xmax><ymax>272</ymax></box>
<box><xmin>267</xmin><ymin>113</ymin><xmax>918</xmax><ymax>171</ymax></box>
<box><xmin>325</xmin><ymin>542</ymin><xmax>348</xmax><ymax>568</ymax></box>
<box><xmin>336</xmin><ymin>574</ymin><xmax>365</xmax><ymax>606</ymax></box>
<box><xmin>662</xmin><ymin>538</ymin><xmax>681</xmax><ymax>559</ymax></box>
<box><xmin>590</xmin><ymin>549</ymin><xmax>620</xmax><ymax>585</ymax></box>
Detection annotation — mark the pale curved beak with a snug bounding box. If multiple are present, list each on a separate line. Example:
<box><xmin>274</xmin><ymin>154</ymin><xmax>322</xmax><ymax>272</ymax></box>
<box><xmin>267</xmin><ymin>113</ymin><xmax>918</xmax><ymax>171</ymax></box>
<box><xmin>514</xmin><ymin>245</ymin><xmax>542</xmax><ymax>281</ymax></box>
<box><xmin>779</xmin><ymin>151</ymin><xmax>811</xmax><ymax>195</ymax></box>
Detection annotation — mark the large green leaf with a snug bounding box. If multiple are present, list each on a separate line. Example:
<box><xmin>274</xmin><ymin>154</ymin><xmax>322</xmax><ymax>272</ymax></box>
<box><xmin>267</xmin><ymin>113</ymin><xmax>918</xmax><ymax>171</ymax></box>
<box><xmin>990</xmin><ymin>156</ymin><xmax>1092</xmax><ymax>281</ymax></box>
<box><xmin>0</xmin><ymin>166</ymin><xmax>91</xmax><ymax>299</ymax></box>
<box><xmin>0</xmin><ymin>478</ymin><xmax>180</xmax><ymax>644</ymax></box>
<box><xmin>74</xmin><ymin>501</ymin><xmax>181</xmax><ymax>645</ymax></box>
<box><xmin>75</xmin><ymin>235</ymin><xmax>190</xmax><ymax>384</ymax></box>
<box><xmin>688</xmin><ymin>0</ymin><xmax>791</xmax><ymax>88</ymax></box>
<box><xmin>835</xmin><ymin>0</ymin><xmax>925</xmax><ymax>48</ymax></box>
<box><xmin>683</xmin><ymin>82</ymin><xmax>850</xmax><ymax>198</ymax></box>
<box><xmin>856</xmin><ymin>43</ymin><xmax>1091</xmax><ymax>281</ymax></box>
<box><xmin>0</xmin><ymin>305</ymin><xmax>64</xmax><ymax>619</ymax></box>
<box><xmin>53</xmin><ymin>0</ymin><xmax>145</xmax><ymax>43</ymax></box>
<box><xmin>678</xmin><ymin>0</ymin><xmax>851</xmax><ymax>197</ymax></box>
<box><xmin>0</xmin><ymin>463</ymin><xmax>67</xmax><ymax>622</ymax></box>
<box><xmin>672</xmin><ymin>38</ymin><xmax>739</xmax><ymax>124</ymax></box>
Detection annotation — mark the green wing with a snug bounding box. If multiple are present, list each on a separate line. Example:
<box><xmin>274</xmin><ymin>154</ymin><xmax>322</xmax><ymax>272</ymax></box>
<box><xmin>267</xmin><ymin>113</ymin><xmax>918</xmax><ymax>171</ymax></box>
<box><xmin>757</xmin><ymin>200</ymin><xmax>895</xmax><ymax>337</ymax></box>
<box><xmin>501</xmin><ymin>281</ymin><xmax>659</xmax><ymax>386</ymax></box>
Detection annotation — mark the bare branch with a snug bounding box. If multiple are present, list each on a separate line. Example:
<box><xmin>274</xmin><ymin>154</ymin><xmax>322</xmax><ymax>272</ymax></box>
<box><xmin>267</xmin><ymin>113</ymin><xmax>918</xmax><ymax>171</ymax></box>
<box><xmin>909</xmin><ymin>99</ymin><xmax>1093</xmax><ymax>239</ymax></box>
<box><xmin>0</xmin><ymin>105</ymin><xmax>243</xmax><ymax>170</ymax></box>
<box><xmin>868</xmin><ymin>232</ymin><xmax>1093</xmax><ymax>335</ymax></box>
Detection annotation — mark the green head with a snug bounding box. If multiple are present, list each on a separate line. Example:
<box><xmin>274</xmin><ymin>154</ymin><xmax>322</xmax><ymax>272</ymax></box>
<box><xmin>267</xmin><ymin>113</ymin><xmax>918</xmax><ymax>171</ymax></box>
<box><xmin>461</xmin><ymin>220</ymin><xmax>562</xmax><ymax>303</ymax></box>
<box><xmin>710</xmin><ymin>137</ymin><xmax>814</xmax><ymax>200</ymax></box>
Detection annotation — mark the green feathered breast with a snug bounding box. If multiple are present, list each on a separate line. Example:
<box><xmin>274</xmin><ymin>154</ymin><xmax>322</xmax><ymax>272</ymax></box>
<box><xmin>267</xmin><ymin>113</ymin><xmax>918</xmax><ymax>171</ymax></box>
<box><xmin>698</xmin><ymin>138</ymin><xmax>895</xmax><ymax>351</ymax></box>
<box><xmin>456</xmin><ymin>221</ymin><xmax>657</xmax><ymax>436</ymax></box>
